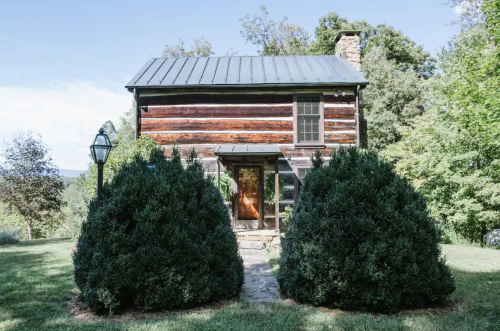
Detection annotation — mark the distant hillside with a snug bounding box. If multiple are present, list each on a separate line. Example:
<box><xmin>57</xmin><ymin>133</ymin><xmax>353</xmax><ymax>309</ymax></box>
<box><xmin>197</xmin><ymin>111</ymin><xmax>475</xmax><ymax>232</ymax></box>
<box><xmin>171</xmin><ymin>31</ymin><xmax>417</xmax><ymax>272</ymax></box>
<box><xmin>59</xmin><ymin>169</ymin><xmax>86</xmax><ymax>177</ymax></box>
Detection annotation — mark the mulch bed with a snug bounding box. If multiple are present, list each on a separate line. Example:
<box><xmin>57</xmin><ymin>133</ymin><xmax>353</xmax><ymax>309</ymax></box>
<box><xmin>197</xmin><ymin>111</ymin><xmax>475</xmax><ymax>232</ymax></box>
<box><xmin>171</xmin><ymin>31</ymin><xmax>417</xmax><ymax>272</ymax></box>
<box><xmin>64</xmin><ymin>293</ymin><xmax>236</xmax><ymax>322</ymax></box>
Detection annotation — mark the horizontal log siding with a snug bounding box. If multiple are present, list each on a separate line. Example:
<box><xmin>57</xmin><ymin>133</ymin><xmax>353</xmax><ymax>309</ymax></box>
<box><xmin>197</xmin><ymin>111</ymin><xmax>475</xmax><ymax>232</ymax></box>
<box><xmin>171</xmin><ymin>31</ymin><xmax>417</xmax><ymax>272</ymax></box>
<box><xmin>144</xmin><ymin>133</ymin><xmax>293</xmax><ymax>144</ymax></box>
<box><xmin>324</xmin><ymin>107</ymin><xmax>355</xmax><ymax>119</ymax></box>
<box><xmin>143</xmin><ymin>94</ymin><xmax>291</xmax><ymax>105</ymax></box>
<box><xmin>142</xmin><ymin>119</ymin><xmax>292</xmax><ymax>132</ymax></box>
<box><xmin>139</xmin><ymin>92</ymin><xmax>358</xmax><ymax>148</ymax></box>
<box><xmin>141</xmin><ymin>105</ymin><xmax>293</xmax><ymax>118</ymax></box>
<box><xmin>325</xmin><ymin>133</ymin><xmax>356</xmax><ymax>144</ymax></box>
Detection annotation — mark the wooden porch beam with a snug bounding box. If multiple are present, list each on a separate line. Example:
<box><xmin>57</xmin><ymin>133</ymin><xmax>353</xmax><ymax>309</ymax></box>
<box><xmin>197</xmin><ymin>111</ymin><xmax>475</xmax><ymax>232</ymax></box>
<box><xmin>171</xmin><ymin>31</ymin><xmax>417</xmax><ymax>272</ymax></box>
<box><xmin>275</xmin><ymin>158</ymin><xmax>280</xmax><ymax>234</ymax></box>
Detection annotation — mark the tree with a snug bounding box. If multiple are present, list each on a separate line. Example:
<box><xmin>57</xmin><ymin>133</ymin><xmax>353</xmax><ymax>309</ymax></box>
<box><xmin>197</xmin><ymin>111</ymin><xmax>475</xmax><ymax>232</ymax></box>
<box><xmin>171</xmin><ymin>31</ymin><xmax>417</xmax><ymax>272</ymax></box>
<box><xmin>278</xmin><ymin>148</ymin><xmax>455</xmax><ymax>312</ymax></box>
<box><xmin>163</xmin><ymin>37</ymin><xmax>214</xmax><ymax>57</ymax></box>
<box><xmin>74</xmin><ymin>143</ymin><xmax>243</xmax><ymax>313</ymax></box>
<box><xmin>307</xmin><ymin>13</ymin><xmax>435</xmax><ymax>150</ymax></box>
<box><xmin>362</xmin><ymin>48</ymin><xmax>426</xmax><ymax>149</ymax></box>
<box><xmin>0</xmin><ymin>133</ymin><xmax>64</xmax><ymax>240</ymax></box>
<box><xmin>240</xmin><ymin>5</ymin><xmax>310</xmax><ymax>55</ymax></box>
<box><xmin>383</xmin><ymin>13</ymin><xmax>500</xmax><ymax>244</ymax></box>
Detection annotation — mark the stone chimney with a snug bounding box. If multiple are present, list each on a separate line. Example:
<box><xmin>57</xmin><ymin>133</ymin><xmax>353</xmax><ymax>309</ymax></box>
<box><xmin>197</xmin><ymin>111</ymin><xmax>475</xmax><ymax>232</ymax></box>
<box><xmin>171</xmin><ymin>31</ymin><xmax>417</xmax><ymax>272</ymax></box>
<box><xmin>335</xmin><ymin>30</ymin><xmax>362</xmax><ymax>71</ymax></box>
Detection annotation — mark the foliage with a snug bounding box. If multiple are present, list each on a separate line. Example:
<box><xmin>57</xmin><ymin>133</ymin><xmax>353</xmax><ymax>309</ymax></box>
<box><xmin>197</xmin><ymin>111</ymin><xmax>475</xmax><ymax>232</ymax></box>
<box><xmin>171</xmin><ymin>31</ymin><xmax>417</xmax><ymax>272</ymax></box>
<box><xmin>310</xmin><ymin>13</ymin><xmax>436</xmax><ymax>78</ymax></box>
<box><xmin>83</xmin><ymin>136</ymin><xmax>159</xmax><ymax>202</ymax></box>
<box><xmin>74</xmin><ymin>146</ymin><xmax>243</xmax><ymax>314</ymax></box>
<box><xmin>264</xmin><ymin>172</ymin><xmax>284</xmax><ymax>204</ymax></box>
<box><xmin>0</xmin><ymin>133</ymin><xmax>64</xmax><ymax>240</ymax></box>
<box><xmin>384</xmin><ymin>18</ymin><xmax>500</xmax><ymax>243</ymax></box>
<box><xmin>240</xmin><ymin>5</ymin><xmax>310</xmax><ymax>55</ymax></box>
<box><xmin>0</xmin><ymin>227</ymin><xmax>19</xmax><ymax>245</ymax></box>
<box><xmin>114</xmin><ymin>102</ymin><xmax>136</xmax><ymax>146</ymax></box>
<box><xmin>100</xmin><ymin>121</ymin><xmax>118</xmax><ymax>145</ymax></box>
<box><xmin>306</xmin><ymin>13</ymin><xmax>435</xmax><ymax>150</ymax></box>
<box><xmin>282</xmin><ymin>205</ymin><xmax>295</xmax><ymax>226</ymax></box>
<box><xmin>163</xmin><ymin>37</ymin><xmax>214</xmax><ymax>57</ymax></box>
<box><xmin>362</xmin><ymin>48</ymin><xmax>426</xmax><ymax>149</ymax></box>
<box><xmin>278</xmin><ymin>148</ymin><xmax>455</xmax><ymax>312</ymax></box>
<box><xmin>215</xmin><ymin>172</ymin><xmax>233</xmax><ymax>201</ymax></box>
<box><xmin>55</xmin><ymin>174</ymin><xmax>87</xmax><ymax>239</ymax></box>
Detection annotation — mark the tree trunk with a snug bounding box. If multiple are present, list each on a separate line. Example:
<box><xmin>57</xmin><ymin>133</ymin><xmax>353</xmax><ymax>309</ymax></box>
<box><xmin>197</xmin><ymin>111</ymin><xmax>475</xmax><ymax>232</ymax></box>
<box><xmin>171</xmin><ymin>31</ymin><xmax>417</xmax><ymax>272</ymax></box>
<box><xmin>27</xmin><ymin>220</ymin><xmax>32</xmax><ymax>240</ymax></box>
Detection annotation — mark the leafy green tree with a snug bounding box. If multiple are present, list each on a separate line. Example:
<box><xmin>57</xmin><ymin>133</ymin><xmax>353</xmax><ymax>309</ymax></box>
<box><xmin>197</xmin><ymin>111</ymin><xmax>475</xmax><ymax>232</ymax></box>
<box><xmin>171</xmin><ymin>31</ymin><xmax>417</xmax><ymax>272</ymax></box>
<box><xmin>240</xmin><ymin>5</ymin><xmax>310</xmax><ymax>55</ymax></box>
<box><xmin>384</xmin><ymin>19</ymin><xmax>500</xmax><ymax>243</ymax></box>
<box><xmin>83</xmin><ymin>136</ymin><xmax>159</xmax><ymax>202</ymax></box>
<box><xmin>362</xmin><ymin>48</ymin><xmax>426</xmax><ymax>149</ymax></box>
<box><xmin>0</xmin><ymin>133</ymin><xmax>64</xmax><ymax>240</ymax></box>
<box><xmin>114</xmin><ymin>102</ymin><xmax>136</xmax><ymax>146</ymax></box>
<box><xmin>307</xmin><ymin>13</ymin><xmax>435</xmax><ymax>150</ymax></box>
<box><xmin>58</xmin><ymin>174</ymin><xmax>87</xmax><ymax>238</ymax></box>
<box><xmin>163</xmin><ymin>37</ymin><xmax>214</xmax><ymax>57</ymax></box>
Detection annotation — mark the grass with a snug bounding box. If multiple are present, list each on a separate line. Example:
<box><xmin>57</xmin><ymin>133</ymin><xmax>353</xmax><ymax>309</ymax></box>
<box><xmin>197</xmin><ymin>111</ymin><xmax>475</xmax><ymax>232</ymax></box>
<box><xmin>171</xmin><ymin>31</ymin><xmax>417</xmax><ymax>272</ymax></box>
<box><xmin>0</xmin><ymin>240</ymin><xmax>499</xmax><ymax>331</ymax></box>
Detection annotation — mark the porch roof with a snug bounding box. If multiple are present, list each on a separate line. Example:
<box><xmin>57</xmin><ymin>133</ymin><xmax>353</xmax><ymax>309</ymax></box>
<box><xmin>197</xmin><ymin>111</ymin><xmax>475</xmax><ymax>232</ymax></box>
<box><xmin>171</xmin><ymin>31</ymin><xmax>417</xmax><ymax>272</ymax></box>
<box><xmin>214</xmin><ymin>144</ymin><xmax>282</xmax><ymax>156</ymax></box>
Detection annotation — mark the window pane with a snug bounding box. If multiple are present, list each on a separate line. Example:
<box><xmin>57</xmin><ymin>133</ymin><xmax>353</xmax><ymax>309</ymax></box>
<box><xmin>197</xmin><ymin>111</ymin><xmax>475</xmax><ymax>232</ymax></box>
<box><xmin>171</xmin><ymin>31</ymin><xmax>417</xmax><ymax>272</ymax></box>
<box><xmin>298</xmin><ymin>103</ymin><xmax>304</xmax><ymax>115</ymax></box>
<box><xmin>312</xmin><ymin>122</ymin><xmax>319</xmax><ymax>133</ymax></box>
<box><xmin>299</xmin><ymin>168</ymin><xmax>306</xmax><ymax>178</ymax></box>
<box><xmin>312</xmin><ymin>104</ymin><xmax>319</xmax><ymax>114</ymax></box>
<box><xmin>298</xmin><ymin>96</ymin><xmax>320</xmax><ymax>103</ymax></box>
<box><xmin>313</xmin><ymin>132</ymin><xmax>319</xmax><ymax>141</ymax></box>
<box><xmin>305</xmin><ymin>132</ymin><xmax>312</xmax><ymax>141</ymax></box>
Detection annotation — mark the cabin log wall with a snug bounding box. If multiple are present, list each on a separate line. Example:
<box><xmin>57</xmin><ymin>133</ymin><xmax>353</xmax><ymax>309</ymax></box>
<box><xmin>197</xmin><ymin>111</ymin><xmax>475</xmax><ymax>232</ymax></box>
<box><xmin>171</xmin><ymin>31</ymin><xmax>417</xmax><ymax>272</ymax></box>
<box><xmin>138</xmin><ymin>88</ymin><xmax>359</xmax><ymax>230</ymax></box>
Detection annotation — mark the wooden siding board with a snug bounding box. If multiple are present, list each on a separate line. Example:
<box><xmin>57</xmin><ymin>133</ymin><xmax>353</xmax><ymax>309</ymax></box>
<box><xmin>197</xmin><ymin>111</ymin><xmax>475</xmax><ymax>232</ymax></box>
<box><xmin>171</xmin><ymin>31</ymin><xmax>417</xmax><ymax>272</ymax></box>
<box><xmin>324</xmin><ymin>107</ymin><xmax>355</xmax><ymax>119</ymax></box>
<box><xmin>144</xmin><ymin>133</ymin><xmax>293</xmax><ymax>144</ymax></box>
<box><xmin>324</xmin><ymin>133</ymin><xmax>356</xmax><ymax>144</ymax></box>
<box><xmin>141</xmin><ymin>105</ymin><xmax>293</xmax><ymax>118</ymax></box>
<box><xmin>141</xmin><ymin>119</ymin><xmax>293</xmax><ymax>132</ymax></box>
<box><xmin>142</xmin><ymin>94</ymin><xmax>292</xmax><ymax>105</ymax></box>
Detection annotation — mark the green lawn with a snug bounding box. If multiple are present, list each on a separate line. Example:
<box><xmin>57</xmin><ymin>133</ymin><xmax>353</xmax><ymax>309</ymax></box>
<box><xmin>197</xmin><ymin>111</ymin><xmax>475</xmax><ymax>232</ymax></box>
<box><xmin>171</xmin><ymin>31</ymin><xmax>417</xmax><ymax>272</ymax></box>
<box><xmin>1</xmin><ymin>240</ymin><xmax>499</xmax><ymax>331</ymax></box>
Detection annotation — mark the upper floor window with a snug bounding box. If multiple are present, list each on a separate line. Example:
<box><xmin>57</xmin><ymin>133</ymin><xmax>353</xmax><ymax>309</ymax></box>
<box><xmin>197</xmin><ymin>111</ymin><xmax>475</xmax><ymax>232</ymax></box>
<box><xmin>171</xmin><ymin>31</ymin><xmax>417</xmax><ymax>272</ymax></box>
<box><xmin>294</xmin><ymin>95</ymin><xmax>324</xmax><ymax>146</ymax></box>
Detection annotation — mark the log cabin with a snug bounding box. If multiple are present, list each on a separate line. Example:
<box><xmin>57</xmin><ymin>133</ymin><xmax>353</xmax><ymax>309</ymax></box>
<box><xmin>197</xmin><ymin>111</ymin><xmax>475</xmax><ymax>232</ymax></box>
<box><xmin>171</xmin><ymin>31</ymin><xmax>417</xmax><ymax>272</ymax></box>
<box><xmin>125</xmin><ymin>30</ymin><xmax>368</xmax><ymax>233</ymax></box>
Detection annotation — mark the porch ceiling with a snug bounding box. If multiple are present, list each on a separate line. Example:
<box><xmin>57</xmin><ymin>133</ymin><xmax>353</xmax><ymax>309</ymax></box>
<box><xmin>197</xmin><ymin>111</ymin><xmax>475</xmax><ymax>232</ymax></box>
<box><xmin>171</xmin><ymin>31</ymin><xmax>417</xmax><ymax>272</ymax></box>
<box><xmin>214</xmin><ymin>144</ymin><xmax>282</xmax><ymax>156</ymax></box>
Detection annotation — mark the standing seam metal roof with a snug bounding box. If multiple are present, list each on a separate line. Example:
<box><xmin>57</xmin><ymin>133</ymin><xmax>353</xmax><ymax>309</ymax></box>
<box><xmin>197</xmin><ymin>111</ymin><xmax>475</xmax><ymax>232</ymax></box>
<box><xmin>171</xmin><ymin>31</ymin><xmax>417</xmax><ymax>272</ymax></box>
<box><xmin>126</xmin><ymin>55</ymin><xmax>368</xmax><ymax>88</ymax></box>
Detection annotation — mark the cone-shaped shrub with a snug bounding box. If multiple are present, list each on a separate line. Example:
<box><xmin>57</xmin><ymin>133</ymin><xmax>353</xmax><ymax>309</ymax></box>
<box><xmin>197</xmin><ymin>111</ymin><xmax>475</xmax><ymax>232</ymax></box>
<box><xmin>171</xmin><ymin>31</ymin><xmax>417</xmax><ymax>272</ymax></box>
<box><xmin>74</xmin><ymin>146</ymin><xmax>243</xmax><ymax>314</ymax></box>
<box><xmin>278</xmin><ymin>148</ymin><xmax>455</xmax><ymax>313</ymax></box>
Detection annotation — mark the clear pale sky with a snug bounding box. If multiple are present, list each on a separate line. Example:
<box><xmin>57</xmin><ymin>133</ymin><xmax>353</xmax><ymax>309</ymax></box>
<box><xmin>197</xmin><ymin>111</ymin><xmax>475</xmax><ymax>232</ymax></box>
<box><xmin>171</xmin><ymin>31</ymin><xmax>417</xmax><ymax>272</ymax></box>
<box><xmin>0</xmin><ymin>0</ymin><xmax>461</xmax><ymax>170</ymax></box>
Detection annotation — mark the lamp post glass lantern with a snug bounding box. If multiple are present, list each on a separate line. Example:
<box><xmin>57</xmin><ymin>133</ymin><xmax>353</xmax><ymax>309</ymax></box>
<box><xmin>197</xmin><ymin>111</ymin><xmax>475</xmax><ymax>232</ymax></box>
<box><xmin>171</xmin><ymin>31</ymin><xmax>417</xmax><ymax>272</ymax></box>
<box><xmin>90</xmin><ymin>128</ymin><xmax>112</xmax><ymax>208</ymax></box>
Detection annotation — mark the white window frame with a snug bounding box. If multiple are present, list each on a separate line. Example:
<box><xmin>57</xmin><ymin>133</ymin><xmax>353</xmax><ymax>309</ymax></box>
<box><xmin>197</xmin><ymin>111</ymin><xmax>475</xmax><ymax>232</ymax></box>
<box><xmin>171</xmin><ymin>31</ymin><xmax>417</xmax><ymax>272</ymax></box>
<box><xmin>293</xmin><ymin>94</ymin><xmax>325</xmax><ymax>147</ymax></box>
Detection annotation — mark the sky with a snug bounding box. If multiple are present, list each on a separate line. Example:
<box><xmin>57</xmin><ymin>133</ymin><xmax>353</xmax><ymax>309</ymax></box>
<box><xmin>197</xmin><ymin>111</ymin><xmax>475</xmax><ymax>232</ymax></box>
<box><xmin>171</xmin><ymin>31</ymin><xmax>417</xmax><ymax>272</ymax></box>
<box><xmin>0</xmin><ymin>0</ymin><xmax>462</xmax><ymax>170</ymax></box>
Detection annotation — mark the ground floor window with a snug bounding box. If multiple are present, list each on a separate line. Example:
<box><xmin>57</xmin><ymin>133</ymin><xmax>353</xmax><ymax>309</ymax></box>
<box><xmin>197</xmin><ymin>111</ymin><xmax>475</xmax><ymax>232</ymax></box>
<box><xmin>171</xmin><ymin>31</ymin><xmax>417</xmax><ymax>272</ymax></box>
<box><xmin>294</xmin><ymin>165</ymin><xmax>313</xmax><ymax>203</ymax></box>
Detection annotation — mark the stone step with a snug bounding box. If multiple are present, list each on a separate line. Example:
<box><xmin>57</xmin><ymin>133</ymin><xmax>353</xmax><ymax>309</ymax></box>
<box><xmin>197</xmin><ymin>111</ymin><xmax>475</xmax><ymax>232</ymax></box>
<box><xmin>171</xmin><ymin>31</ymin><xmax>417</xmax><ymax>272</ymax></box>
<box><xmin>238</xmin><ymin>241</ymin><xmax>266</xmax><ymax>250</ymax></box>
<box><xmin>236</xmin><ymin>236</ymin><xmax>263</xmax><ymax>242</ymax></box>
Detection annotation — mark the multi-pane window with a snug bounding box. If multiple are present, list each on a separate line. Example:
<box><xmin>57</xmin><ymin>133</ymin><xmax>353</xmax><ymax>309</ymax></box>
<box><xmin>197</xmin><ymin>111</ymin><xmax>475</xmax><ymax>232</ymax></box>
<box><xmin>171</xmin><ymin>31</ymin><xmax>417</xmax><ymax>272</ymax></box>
<box><xmin>296</xmin><ymin>96</ymin><xmax>323</xmax><ymax>144</ymax></box>
<box><xmin>294</xmin><ymin>166</ymin><xmax>313</xmax><ymax>203</ymax></box>
<box><xmin>297</xmin><ymin>167</ymin><xmax>312</xmax><ymax>183</ymax></box>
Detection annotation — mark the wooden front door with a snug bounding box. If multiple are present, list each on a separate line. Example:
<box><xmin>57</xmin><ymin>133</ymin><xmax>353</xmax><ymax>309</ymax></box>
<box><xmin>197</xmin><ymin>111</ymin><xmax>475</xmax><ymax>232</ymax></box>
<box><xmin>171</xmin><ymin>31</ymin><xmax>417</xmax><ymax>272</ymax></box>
<box><xmin>237</xmin><ymin>168</ymin><xmax>260</xmax><ymax>220</ymax></box>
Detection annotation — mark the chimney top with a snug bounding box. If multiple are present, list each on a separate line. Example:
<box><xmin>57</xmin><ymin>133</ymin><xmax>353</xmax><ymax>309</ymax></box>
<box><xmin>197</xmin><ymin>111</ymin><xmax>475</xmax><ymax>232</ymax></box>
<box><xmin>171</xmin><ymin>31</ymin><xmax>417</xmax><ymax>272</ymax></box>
<box><xmin>334</xmin><ymin>30</ymin><xmax>362</xmax><ymax>43</ymax></box>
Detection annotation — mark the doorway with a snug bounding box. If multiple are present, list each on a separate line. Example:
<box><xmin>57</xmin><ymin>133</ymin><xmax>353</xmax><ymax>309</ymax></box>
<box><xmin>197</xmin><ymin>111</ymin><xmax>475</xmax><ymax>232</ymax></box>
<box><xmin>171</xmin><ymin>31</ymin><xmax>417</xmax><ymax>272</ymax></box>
<box><xmin>234</xmin><ymin>166</ymin><xmax>263</xmax><ymax>229</ymax></box>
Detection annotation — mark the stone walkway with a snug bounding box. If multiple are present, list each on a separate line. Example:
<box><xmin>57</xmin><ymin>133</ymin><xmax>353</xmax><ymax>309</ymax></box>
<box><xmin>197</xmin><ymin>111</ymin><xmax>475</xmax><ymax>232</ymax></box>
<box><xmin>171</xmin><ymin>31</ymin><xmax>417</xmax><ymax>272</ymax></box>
<box><xmin>239</xmin><ymin>248</ymin><xmax>280</xmax><ymax>302</ymax></box>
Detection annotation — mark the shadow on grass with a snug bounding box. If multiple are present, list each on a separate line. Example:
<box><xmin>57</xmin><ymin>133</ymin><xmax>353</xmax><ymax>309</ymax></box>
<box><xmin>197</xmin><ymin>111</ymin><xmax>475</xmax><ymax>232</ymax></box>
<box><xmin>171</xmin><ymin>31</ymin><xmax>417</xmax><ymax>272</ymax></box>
<box><xmin>0</xmin><ymin>242</ymin><xmax>75</xmax><ymax>331</ymax></box>
<box><xmin>1</xmin><ymin>240</ymin><xmax>500</xmax><ymax>331</ymax></box>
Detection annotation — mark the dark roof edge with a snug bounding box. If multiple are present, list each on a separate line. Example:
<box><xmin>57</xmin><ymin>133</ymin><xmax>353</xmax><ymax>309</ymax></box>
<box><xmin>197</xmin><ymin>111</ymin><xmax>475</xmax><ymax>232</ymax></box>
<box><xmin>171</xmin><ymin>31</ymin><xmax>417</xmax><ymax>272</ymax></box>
<box><xmin>126</xmin><ymin>82</ymin><xmax>369</xmax><ymax>92</ymax></box>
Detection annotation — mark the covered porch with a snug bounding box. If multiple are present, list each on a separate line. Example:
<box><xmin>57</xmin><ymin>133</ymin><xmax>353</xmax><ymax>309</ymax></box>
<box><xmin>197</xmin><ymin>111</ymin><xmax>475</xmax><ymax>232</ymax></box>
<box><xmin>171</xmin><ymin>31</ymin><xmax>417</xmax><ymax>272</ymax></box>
<box><xmin>214</xmin><ymin>144</ymin><xmax>283</xmax><ymax>234</ymax></box>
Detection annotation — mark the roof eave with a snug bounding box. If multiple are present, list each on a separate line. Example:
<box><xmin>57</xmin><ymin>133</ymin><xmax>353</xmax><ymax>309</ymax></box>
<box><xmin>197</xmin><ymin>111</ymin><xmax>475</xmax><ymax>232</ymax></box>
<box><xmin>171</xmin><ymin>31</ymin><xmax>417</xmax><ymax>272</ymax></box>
<box><xmin>126</xmin><ymin>81</ymin><xmax>369</xmax><ymax>92</ymax></box>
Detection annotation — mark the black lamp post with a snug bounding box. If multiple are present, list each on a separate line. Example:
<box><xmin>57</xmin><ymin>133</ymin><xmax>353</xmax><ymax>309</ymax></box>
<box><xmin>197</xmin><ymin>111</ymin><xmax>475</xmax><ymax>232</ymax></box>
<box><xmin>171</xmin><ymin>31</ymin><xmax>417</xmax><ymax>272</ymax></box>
<box><xmin>90</xmin><ymin>128</ymin><xmax>112</xmax><ymax>209</ymax></box>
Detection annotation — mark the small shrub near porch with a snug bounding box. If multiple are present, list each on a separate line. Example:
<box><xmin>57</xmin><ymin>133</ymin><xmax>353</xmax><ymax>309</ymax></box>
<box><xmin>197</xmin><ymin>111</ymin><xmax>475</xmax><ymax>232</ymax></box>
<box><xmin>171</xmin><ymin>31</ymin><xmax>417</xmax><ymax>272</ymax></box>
<box><xmin>73</xmin><ymin>145</ymin><xmax>244</xmax><ymax>314</ymax></box>
<box><xmin>278</xmin><ymin>148</ymin><xmax>455</xmax><ymax>313</ymax></box>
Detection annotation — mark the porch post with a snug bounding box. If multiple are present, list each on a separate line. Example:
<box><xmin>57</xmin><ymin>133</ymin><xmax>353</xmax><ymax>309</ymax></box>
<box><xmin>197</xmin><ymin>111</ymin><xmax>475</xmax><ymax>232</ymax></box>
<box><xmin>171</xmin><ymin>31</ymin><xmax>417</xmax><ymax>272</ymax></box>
<box><xmin>217</xmin><ymin>156</ymin><xmax>220</xmax><ymax>188</ymax></box>
<box><xmin>275</xmin><ymin>158</ymin><xmax>280</xmax><ymax>234</ymax></box>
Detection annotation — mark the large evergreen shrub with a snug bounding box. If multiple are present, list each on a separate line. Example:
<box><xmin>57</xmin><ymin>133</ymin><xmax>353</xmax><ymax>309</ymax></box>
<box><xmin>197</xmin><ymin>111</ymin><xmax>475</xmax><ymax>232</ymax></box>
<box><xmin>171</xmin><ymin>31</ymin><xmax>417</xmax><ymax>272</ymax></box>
<box><xmin>73</xmin><ymin>145</ymin><xmax>243</xmax><ymax>314</ymax></box>
<box><xmin>278</xmin><ymin>148</ymin><xmax>455</xmax><ymax>312</ymax></box>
